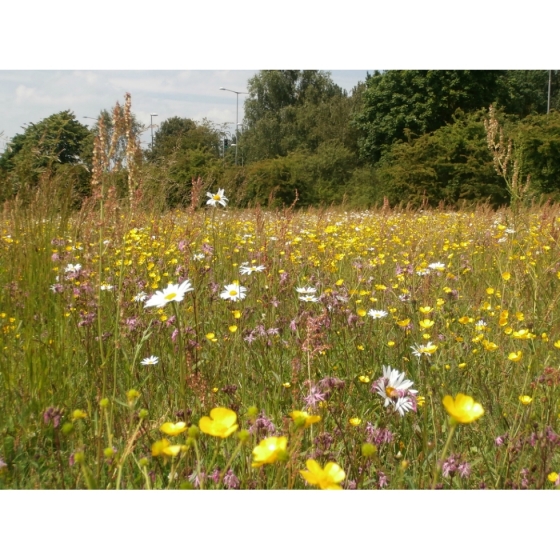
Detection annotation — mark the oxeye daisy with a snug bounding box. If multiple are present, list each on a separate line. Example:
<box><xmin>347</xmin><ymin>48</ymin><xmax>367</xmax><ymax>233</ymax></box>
<box><xmin>144</xmin><ymin>280</ymin><xmax>193</xmax><ymax>308</ymax></box>
<box><xmin>299</xmin><ymin>294</ymin><xmax>319</xmax><ymax>302</ymax></box>
<box><xmin>206</xmin><ymin>188</ymin><xmax>228</xmax><ymax>207</ymax></box>
<box><xmin>141</xmin><ymin>355</ymin><xmax>159</xmax><ymax>365</ymax></box>
<box><xmin>64</xmin><ymin>263</ymin><xmax>82</xmax><ymax>274</ymax></box>
<box><xmin>372</xmin><ymin>365</ymin><xmax>418</xmax><ymax>416</ymax></box>
<box><xmin>296</xmin><ymin>286</ymin><xmax>317</xmax><ymax>295</ymax></box>
<box><xmin>239</xmin><ymin>264</ymin><xmax>266</xmax><ymax>275</ymax></box>
<box><xmin>368</xmin><ymin>309</ymin><xmax>388</xmax><ymax>319</ymax></box>
<box><xmin>220</xmin><ymin>282</ymin><xmax>247</xmax><ymax>302</ymax></box>
<box><xmin>411</xmin><ymin>341</ymin><xmax>438</xmax><ymax>358</ymax></box>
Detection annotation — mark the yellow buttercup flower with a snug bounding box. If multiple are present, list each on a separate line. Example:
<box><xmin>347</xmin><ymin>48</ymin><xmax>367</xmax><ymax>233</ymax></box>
<box><xmin>508</xmin><ymin>351</ymin><xmax>523</xmax><ymax>362</ymax></box>
<box><xmin>512</xmin><ymin>329</ymin><xmax>531</xmax><ymax>340</ymax></box>
<box><xmin>358</xmin><ymin>375</ymin><xmax>370</xmax><ymax>383</ymax></box>
<box><xmin>160</xmin><ymin>421</ymin><xmax>187</xmax><ymax>436</ymax></box>
<box><xmin>289</xmin><ymin>410</ymin><xmax>321</xmax><ymax>428</ymax></box>
<box><xmin>228</xmin><ymin>325</ymin><xmax>238</xmax><ymax>333</ymax></box>
<box><xmin>548</xmin><ymin>472</ymin><xmax>559</xmax><ymax>483</ymax></box>
<box><xmin>349</xmin><ymin>417</ymin><xmax>361</xmax><ymax>426</ymax></box>
<box><xmin>518</xmin><ymin>395</ymin><xmax>533</xmax><ymax>405</ymax></box>
<box><xmin>199</xmin><ymin>407</ymin><xmax>239</xmax><ymax>438</ymax></box>
<box><xmin>152</xmin><ymin>438</ymin><xmax>170</xmax><ymax>456</ymax></box>
<box><xmin>482</xmin><ymin>340</ymin><xmax>498</xmax><ymax>351</ymax></box>
<box><xmin>419</xmin><ymin>319</ymin><xmax>434</xmax><ymax>329</ymax></box>
<box><xmin>502</xmin><ymin>272</ymin><xmax>511</xmax><ymax>281</ymax></box>
<box><xmin>442</xmin><ymin>393</ymin><xmax>484</xmax><ymax>424</ymax></box>
<box><xmin>300</xmin><ymin>459</ymin><xmax>346</xmax><ymax>490</ymax></box>
<box><xmin>251</xmin><ymin>436</ymin><xmax>288</xmax><ymax>467</ymax></box>
<box><xmin>162</xmin><ymin>444</ymin><xmax>186</xmax><ymax>457</ymax></box>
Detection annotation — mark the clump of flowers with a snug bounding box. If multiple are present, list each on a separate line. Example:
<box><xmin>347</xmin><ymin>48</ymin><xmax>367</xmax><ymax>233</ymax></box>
<box><xmin>371</xmin><ymin>366</ymin><xmax>418</xmax><ymax>416</ymax></box>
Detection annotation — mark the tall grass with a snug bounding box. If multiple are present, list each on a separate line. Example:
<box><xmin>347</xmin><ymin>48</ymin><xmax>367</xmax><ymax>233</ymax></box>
<box><xmin>1</xmin><ymin>99</ymin><xmax>559</xmax><ymax>490</ymax></box>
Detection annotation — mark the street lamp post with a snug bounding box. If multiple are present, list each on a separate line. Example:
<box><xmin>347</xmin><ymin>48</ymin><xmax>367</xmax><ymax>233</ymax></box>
<box><xmin>219</xmin><ymin>87</ymin><xmax>249</xmax><ymax>165</ymax></box>
<box><xmin>150</xmin><ymin>114</ymin><xmax>158</xmax><ymax>151</ymax></box>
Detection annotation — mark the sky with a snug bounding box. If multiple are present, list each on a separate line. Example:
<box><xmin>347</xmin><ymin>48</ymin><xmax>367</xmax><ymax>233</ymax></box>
<box><xmin>0</xmin><ymin>70</ymin><xmax>370</xmax><ymax>153</ymax></box>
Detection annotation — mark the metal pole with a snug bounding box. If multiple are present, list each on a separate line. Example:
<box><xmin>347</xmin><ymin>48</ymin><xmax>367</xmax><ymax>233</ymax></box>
<box><xmin>151</xmin><ymin>115</ymin><xmax>154</xmax><ymax>150</ymax></box>
<box><xmin>235</xmin><ymin>93</ymin><xmax>239</xmax><ymax>166</ymax></box>
<box><xmin>548</xmin><ymin>70</ymin><xmax>552</xmax><ymax>115</ymax></box>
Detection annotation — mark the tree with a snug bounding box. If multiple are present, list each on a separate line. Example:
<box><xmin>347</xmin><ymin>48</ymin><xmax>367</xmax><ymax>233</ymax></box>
<box><xmin>0</xmin><ymin>110</ymin><xmax>91</xmax><ymax>173</ymax></box>
<box><xmin>148</xmin><ymin>117</ymin><xmax>222</xmax><ymax>161</ymax></box>
<box><xmin>144</xmin><ymin>117</ymin><xmax>224</xmax><ymax>207</ymax></box>
<box><xmin>353</xmin><ymin>71</ymin><xmax>507</xmax><ymax>163</ymax></box>
<box><xmin>241</xmin><ymin>70</ymin><xmax>347</xmax><ymax>161</ymax></box>
<box><xmin>0</xmin><ymin>110</ymin><xmax>92</xmax><ymax>199</ymax></box>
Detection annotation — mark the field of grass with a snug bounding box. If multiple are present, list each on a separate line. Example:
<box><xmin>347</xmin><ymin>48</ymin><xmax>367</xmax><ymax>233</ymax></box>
<box><xmin>1</xmin><ymin>188</ymin><xmax>560</xmax><ymax>490</ymax></box>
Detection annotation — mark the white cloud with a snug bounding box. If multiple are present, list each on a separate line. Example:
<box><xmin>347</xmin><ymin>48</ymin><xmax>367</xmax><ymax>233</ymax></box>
<box><xmin>0</xmin><ymin>70</ymin><xmax>369</xmax><ymax>151</ymax></box>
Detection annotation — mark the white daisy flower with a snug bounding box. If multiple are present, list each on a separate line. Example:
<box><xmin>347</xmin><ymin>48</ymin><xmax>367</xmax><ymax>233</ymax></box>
<box><xmin>411</xmin><ymin>342</ymin><xmax>438</xmax><ymax>358</ymax></box>
<box><xmin>220</xmin><ymin>282</ymin><xmax>247</xmax><ymax>302</ymax></box>
<box><xmin>100</xmin><ymin>284</ymin><xmax>114</xmax><ymax>291</ymax></box>
<box><xmin>141</xmin><ymin>355</ymin><xmax>159</xmax><ymax>366</ymax></box>
<box><xmin>239</xmin><ymin>264</ymin><xmax>266</xmax><ymax>275</ymax></box>
<box><xmin>372</xmin><ymin>365</ymin><xmax>418</xmax><ymax>416</ymax></box>
<box><xmin>144</xmin><ymin>280</ymin><xmax>194</xmax><ymax>308</ymax></box>
<box><xmin>428</xmin><ymin>262</ymin><xmax>446</xmax><ymax>271</ymax></box>
<box><xmin>133</xmin><ymin>291</ymin><xmax>148</xmax><ymax>302</ymax></box>
<box><xmin>64</xmin><ymin>263</ymin><xmax>82</xmax><ymax>274</ymax></box>
<box><xmin>368</xmin><ymin>309</ymin><xmax>388</xmax><ymax>319</ymax></box>
<box><xmin>416</xmin><ymin>269</ymin><xmax>430</xmax><ymax>276</ymax></box>
<box><xmin>206</xmin><ymin>188</ymin><xmax>228</xmax><ymax>207</ymax></box>
<box><xmin>192</xmin><ymin>253</ymin><xmax>205</xmax><ymax>261</ymax></box>
<box><xmin>299</xmin><ymin>294</ymin><xmax>319</xmax><ymax>303</ymax></box>
<box><xmin>296</xmin><ymin>286</ymin><xmax>317</xmax><ymax>295</ymax></box>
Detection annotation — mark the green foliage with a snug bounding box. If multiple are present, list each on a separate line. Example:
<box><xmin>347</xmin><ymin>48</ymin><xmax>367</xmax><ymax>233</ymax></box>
<box><xmin>513</xmin><ymin>111</ymin><xmax>560</xmax><ymax>197</ymax></box>
<box><xmin>241</xmin><ymin>70</ymin><xmax>356</xmax><ymax>162</ymax></box>
<box><xmin>375</xmin><ymin>111</ymin><xmax>508</xmax><ymax>207</ymax></box>
<box><xmin>497</xmin><ymin>70</ymin><xmax>560</xmax><ymax>117</ymax></box>
<box><xmin>145</xmin><ymin>117</ymin><xmax>224</xmax><ymax>207</ymax></box>
<box><xmin>353</xmin><ymin>71</ymin><xmax>507</xmax><ymax>163</ymax></box>
<box><xmin>0</xmin><ymin>111</ymin><xmax>92</xmax><ymax>200</ymax></box>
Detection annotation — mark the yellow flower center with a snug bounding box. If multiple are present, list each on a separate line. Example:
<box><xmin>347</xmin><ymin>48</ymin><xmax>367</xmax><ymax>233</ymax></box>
<box><xmin>229</xmin><ymin>290</ymin><xmax>238</xmax><ymax>296</ymax></box>
<box><xmin>213</xmin><ymin>194</ymin><xmax>221</xmax><ymax>200</ymax></box>
<box><xmin>386</xmin><ymin>386</ymin><xmax>398</xmax><ymax>398</ymax></box>
<box><xmin>164</xmin><ymin>292</ymin><xmax>177</xmax><ymax>300</ymax></box>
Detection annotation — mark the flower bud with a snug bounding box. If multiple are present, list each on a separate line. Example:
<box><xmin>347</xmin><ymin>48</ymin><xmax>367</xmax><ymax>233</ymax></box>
<box><xmin>61</xmin><ymin>422</ymin><xmax>74</xmax><ymax>436</ymax></box>
<box><xmin>362</xmin><ymin>443</ymin><xmax>377</xmax><ymax>457</ymax></box>
<box><xmin>139</xmin><ymin>409</ymin><xmax>149</xmax><ymax>420</ymax></box>
<box><xmin>187</xmin><ymin>425</ymin><xmax>200</xmax><ymax>439</ymax></box>
<box><xmin>73</xmin><ymin>451</ymin><xmax>85</xmax><ymax>464</ymax></box>
<box><xmin>237</xmin><ymin>429</ymin><xmax>250</xmax><ymax>443</ymax></box>
<box><xmin>72</xmin><ymin>409</ymin><xmax>87</xmax><ymax>421</ymax></box>
<box><xmin>99</xmin><ymin>398</ymin><xmax>110</xmax><ymax>409</ymax></box>
<box><xmin>246</xmin><ymin>406</ymin><xmax>259</xmax><ymax>419</ymax></box>
<box><xmin>103</xmin><ymin>447</ymin><xmax>114</xmax><ymax>458</ymax></box>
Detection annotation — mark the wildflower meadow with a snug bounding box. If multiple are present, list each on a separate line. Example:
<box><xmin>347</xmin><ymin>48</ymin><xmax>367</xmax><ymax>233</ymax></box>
<box><xmin>1</xmin><ymin>179</ymin><xmax>560</xmax><ymax>490</ymax></box>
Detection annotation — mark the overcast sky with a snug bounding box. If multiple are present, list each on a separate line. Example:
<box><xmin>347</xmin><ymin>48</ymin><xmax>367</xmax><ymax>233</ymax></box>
<box><xmin>0</xmin><ymin>70</ymin><xmax>369</xmax><ymax>152</ymax></box>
